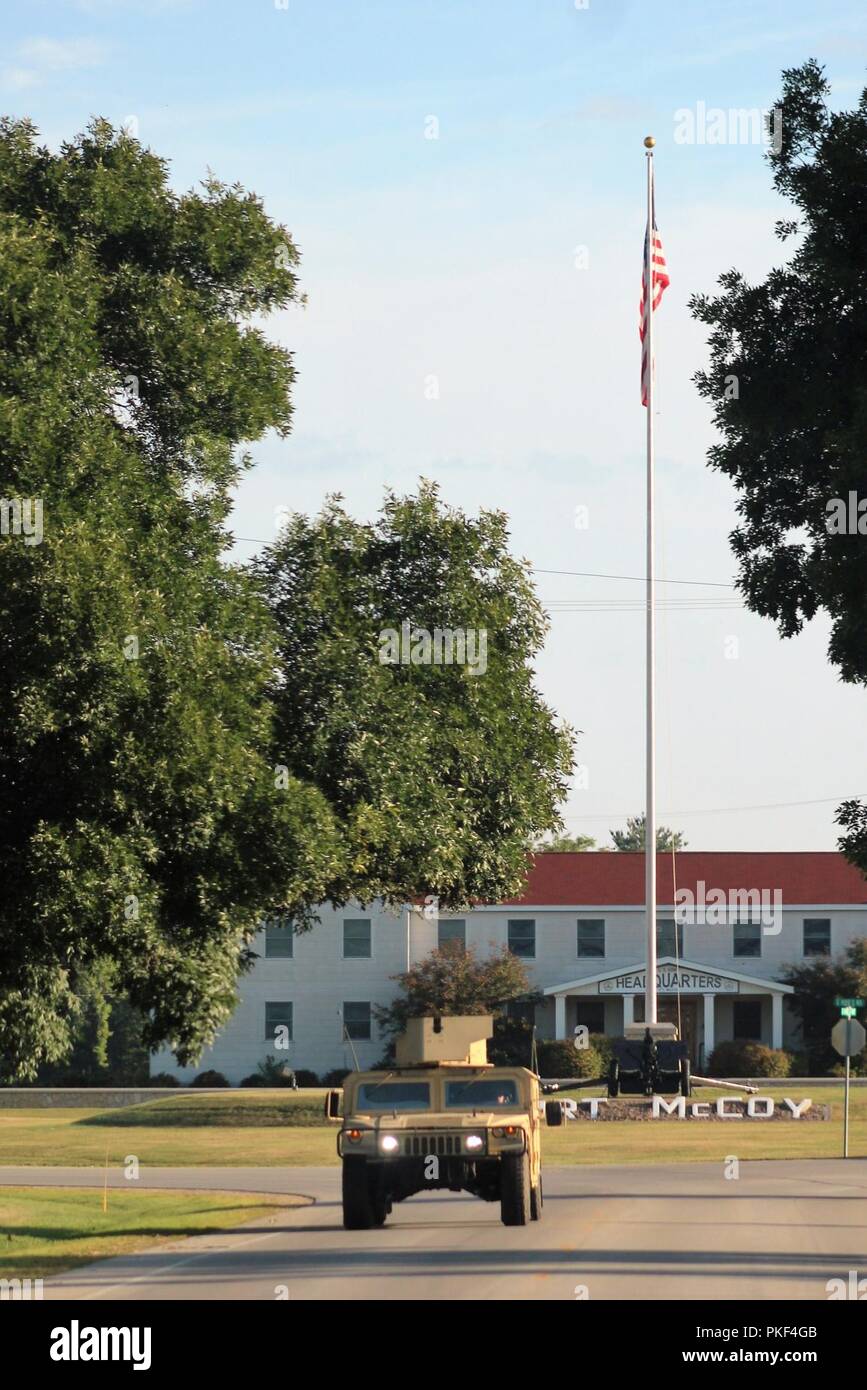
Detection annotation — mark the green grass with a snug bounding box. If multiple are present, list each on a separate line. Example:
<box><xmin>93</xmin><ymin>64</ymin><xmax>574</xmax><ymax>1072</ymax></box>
<box><xmin>0</xmin><ymin>1186</ymin><xmax>307</xmax><ymax>1279</ymax></box>
<box><xmin>80</xmin><ymin>1089</ymin><xmax>331</xmax><ymax>1128</ymax></box>
<box><xmin>0</xmin><ymin>1084</ymin><xmax>863</xmax><ymax>1168</ymax></box>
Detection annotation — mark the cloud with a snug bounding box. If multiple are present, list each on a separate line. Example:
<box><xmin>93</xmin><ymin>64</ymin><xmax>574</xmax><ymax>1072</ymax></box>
<box><xmin>1</xmin><ymin>36</ymin><xmax>110</xmax><ymax>91</ymax></box>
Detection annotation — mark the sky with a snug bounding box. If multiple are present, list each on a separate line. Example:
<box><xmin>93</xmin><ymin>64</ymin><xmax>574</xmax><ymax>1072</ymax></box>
<box><xmin>2</xmin><ymin>0</ymin><xmax>865</xmax><ymax>851</ymax></box>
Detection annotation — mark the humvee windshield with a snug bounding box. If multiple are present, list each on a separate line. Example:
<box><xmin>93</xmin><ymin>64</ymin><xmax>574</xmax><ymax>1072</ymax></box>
<box><xmin>357</xmin><ymin>1082</ymin><xmax>431</xmax><ymax>1111</ymax></box>
<box><xmin>445</xmin><ymin>1079</ymin><xmax>519</xmax><ymax>1108</ymax></box>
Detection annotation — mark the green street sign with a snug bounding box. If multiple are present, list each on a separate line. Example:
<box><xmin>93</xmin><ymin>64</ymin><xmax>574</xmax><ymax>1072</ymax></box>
<box><xmin>834</xmin><ymin>997</ymin><xmax>864</xmax><ymax>1010</ymax></box>
<box><xmin>841</xmin><ymin>1007</ymin><xmax>856</xmax><ymax>1018</ymax></box>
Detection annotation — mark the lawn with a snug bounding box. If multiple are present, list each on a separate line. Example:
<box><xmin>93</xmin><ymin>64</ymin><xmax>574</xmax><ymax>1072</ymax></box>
<box><xmin>0</xmin><ymin>1085</ymin><xmax>863</xmax><ymax>1168</ymax></box>
<box><xmin>0</xmin><ymin>1186</ymin><xmax>308</xmax><ymax>1280</ymax></box>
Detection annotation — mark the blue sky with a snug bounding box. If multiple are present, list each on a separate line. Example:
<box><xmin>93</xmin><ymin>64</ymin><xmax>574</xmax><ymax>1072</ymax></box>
<box><xmin>2</xmin><ymin>0</ymin><xmax>866</xmax><ymax>850</ymax></box>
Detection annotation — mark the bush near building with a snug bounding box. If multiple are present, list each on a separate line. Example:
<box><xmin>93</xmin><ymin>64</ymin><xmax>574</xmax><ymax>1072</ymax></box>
<box><xmin>708</xmin><ymin>1041</ymin><xmax>793</xmax><ymax>1078</ymax></box>
<box><xmin>537</xmin><ymin>1039</ymin><xmax>603</xmax><ymax>1080</ymax></box>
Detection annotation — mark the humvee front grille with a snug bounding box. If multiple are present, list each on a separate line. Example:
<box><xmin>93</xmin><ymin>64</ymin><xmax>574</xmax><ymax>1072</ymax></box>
<box><xmin>403</xmin><ymin>1133</ymin><xmax>466</xmax><ymax>1157</ymax></box>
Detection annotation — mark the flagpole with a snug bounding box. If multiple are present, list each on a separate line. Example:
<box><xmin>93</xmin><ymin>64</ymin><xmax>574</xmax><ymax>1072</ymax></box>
<box><xmin>644</xmin><ymin>135</ymin><xmax>657</xmax><ymax>1027</ymax></box>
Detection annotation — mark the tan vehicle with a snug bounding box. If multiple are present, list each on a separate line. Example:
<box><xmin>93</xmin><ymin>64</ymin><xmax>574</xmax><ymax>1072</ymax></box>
<box><xmin>324</xmin><ymin>1015</ymin><xmax>561</xmax><ymax>1229</ymax></box>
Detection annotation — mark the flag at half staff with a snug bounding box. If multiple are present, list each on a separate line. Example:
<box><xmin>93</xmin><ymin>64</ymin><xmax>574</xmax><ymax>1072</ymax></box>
<box><xmin>639</xmin><ymin>183</ymin><xmax>670</xmax><ymax>406</ymax></box>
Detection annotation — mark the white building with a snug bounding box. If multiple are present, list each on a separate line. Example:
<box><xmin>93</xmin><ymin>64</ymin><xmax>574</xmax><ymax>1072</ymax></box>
<box><xmin>152</xmin><ymin>851</ymin><xmax>867</xmax><ymax>1083</ymax></box>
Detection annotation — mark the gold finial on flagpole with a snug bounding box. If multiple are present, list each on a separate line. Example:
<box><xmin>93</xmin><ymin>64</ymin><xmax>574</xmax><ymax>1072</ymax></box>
<box><xmin>644</xmin><ymin>135</ymin><xmax>655</xmax><ymax>148</ymax></box>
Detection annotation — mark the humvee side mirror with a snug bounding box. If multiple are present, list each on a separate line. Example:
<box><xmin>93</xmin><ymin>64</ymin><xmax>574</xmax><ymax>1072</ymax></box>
<box><xmin>545</xmin><ymin>1100</ymin><xmax>564</xmax><ymax>1127</ymax></box>
<box><xmin>324</xmin><ymin>1089</ymin><xmax>342</xmax><ymax>1121</ymax></box>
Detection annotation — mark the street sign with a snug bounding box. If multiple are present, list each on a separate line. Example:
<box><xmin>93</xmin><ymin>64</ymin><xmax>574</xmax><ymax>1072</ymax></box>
<box><xmin>832</xmin><ymin>1018</ymin><xmax>866</xmax><ymax>1057</ymax></box>
<box><xmin>832</xmin><ymin>1016</ymin><xmax>865</xmax><ymax>1160</ymax></box>
<box><xmin>834</xmin><ymin>997</ymin><xmax>864</xmax><ymax>1010</ymax></box>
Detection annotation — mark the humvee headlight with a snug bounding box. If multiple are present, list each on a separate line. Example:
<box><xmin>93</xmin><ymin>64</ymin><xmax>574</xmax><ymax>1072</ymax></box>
<box><xmin>346</xmin><ymin>1128</ymin><xmax>363</xmax><ymax>1143</ymax></box>
<box><xmin>465</xmin><ymin>1134</ymin><xmax>484</xmax><ymax>1150</ymax></box>
<box><xmin>380</xmin><ymin>1135</ymin><xmax>400</xmax><ymax>1153</ymax></box>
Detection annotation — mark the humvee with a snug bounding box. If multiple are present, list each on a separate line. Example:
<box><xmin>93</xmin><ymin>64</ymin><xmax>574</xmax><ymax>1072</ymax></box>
<box><xmin>324</xmin><ymin>1015</ymin><xmax>560</xmax><ymax>1229</ymax></box>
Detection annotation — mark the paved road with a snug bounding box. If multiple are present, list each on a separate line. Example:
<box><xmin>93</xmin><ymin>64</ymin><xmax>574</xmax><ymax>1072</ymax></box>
<box><xmin>2</xmin><ymin>1160</ymin><xmax>866</xmax><ymax>1301</ymax></box>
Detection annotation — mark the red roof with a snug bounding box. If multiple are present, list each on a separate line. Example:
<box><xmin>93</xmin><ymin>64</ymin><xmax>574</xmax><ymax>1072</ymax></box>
<box><xmin>496</xmin><ymin>852</ymin><xmax>867</xmax><ymax>907</ymax></box>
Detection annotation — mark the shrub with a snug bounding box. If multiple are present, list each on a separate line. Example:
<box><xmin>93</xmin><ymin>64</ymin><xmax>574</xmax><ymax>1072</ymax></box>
<box><xmin>322</xmin><ymin>1068</ymin><xmax>350</xmax><ymax>1087</ymax></box>
<box><xmin>707</xmin><ymin>1041</ymin><xmax>792</xmax><ymax>1078</ymax></box>
<box><xmin>255</xmin><ymin>1055</ymin><xmax>297</xmax><ymax>1087</ymax></box>
<box><xmin>190</xmin><ymin>1069</ymin><xmax>230</xmax><ymax>1087</ymax></box>
<box><xmin>589</xmin><ymin>1032</ymin><xmax>613</xmax><ymax>1070</ymax></box>
<box><xmin>293</xmin><ymin>1069</ymin><xmax>320</xmax><ymax>1087</ymax></box>
<box><xmin>537</xmin><ymin>1039</ymin><xmax>603</xmax><ymax>1080</ymax></box>
<box><xmin>149</xmin><ymin>1072</ymin><xmax>181</xmax><ymax>1087</ymax></box>
<box><xmin>239</xmin><ymin>1073</ymin><xmax>265</xmax><ymax>1087</ymax></box>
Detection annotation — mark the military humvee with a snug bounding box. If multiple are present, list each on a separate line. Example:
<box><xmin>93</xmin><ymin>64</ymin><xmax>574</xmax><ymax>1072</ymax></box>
<box><xmin>324</xmin><ymin>1015</ymin><xmax>559</xmax><ymax>1229</ymax></box>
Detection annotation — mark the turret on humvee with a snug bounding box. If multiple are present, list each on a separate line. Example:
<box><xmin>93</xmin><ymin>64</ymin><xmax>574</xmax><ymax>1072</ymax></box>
<box><xmin>324</xmin><ymin>1015</ymin><xmax>560</xmax><ymax>1229</ymax></box>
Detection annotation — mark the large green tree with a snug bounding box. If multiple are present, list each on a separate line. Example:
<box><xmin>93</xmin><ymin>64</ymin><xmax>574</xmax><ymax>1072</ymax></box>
<box><xmin>253</xmin><ymin>484</ymin><xmax>573</xmax><ymax>909</ymax></box>
<box><xmin>0</xmin><ymin>118</ymin><xmax>342</xmax><ymax>1079</ymax></box>
<box><xmin>0</xmin><ymin>121</ymin><xmax>572</xmax><ymax>1080</ymax></box>
<box><xmin>690</xmin><ymin>61</ymin><xmax>867</xmax><ymax>877</ymax></box>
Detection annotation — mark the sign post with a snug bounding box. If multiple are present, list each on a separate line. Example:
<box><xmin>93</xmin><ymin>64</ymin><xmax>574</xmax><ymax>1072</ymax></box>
<box><xmin>831</xmin><ymin>1008</ymin><xmax>866</xmax><ymax>1159</ymax></box>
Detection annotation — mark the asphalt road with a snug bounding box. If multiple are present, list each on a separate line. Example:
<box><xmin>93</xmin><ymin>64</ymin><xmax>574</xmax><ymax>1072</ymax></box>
<box><xmin>3</xmin><ymin>1160</ymin><xmax>866</xmax><ymax>1301</ymax></box>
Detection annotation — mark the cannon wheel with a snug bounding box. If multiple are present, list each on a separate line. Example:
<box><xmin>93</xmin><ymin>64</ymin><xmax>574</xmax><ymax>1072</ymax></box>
<box><xmin>607</xmin><ymin>1059</ymin><xmax>620</xmax><ymax>1098</ymax></box>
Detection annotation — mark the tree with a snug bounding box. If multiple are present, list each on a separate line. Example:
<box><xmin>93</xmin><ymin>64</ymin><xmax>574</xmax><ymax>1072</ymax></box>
<box><xmin>0</xmin><ymin>118</ymin><xmax>341</xmax><ymax>1079</ymax></box>
<box><xmin>532</xmin><ymin>833</ymin><xmax>596</xmax><ymax>852</ymax></box>
<box><xmin>374</xmin><ymin>943</ymin><xmax>532</xmax><ymax>1042</ymax></box>
<box><xmin>0</xmin><ymin>121</ymin><xmax>573</xmax><ymax>1079</ymax></box>
<box><xmin>780</xmin><ymin>940</ymin><xmax>867</xmax><ymax>1073</ymax></box>
<box><xmin>253</xmin><ymin>484</ymin><xmax>574</xmax><ymax>910</ymax></box>
<box><xmin>689</xmin><ymin>62</ymin><xmax>867</xmax><ymax>879</ymax></box>
<box><xmin>610</xmin><ymin>816</ymin><xmax>687</xmax><ymax>852</ymax></box>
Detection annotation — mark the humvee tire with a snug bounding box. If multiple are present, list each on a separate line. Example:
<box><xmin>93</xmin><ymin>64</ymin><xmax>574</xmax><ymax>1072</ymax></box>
<box><xmin>680</xmin><ymin>1059</ymin><xmax>691</xmax><ymax>1099</ymax></box>
<box><xmin>500</xmin><ymin>1151</ymin><xmax>531</xmax><ymax>1226</ymax></box>
<box><xmin>608</xmin><ymin>1059</ymin><xmax>620</xmax><ymax>1098</ymax></box>
<box><xmin>342</xmin><ymin>1155</ymin><xmax>376</xmax><ymax>1230</ymax></box>
<box><xmin>530</xmin><ymin>1175</ymin><xmax>543</xmax><ymax>1221</ymax></box>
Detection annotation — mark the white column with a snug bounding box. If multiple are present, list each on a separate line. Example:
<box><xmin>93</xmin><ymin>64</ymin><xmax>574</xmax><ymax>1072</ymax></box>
<box><xmin>554</xmin><ymin>994</ymin><xmax>567</xmax><ymax>1040</ymax></box>
<box><xmin>703</xmin><ymin>994</ymin><xmax>715</xmax><ymax>1063</ymax></box>
<box><xmin>622</xmin><ymin>994</ymin><xmax>634</xmax><ymax>1028</ymax></box>
<box><xmin>771</xmin><ymin>993</ymin><xmax>783</xmax><ymax>1050</ymax></box>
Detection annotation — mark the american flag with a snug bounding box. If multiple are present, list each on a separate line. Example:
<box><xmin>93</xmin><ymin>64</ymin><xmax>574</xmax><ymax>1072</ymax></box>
<box><xmin>639</xmin><ymin>210</ymin><xmax>670</xmax><ymax>406</ymax></box>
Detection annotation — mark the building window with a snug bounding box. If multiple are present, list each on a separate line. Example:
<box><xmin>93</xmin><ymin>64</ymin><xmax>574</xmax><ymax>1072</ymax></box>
<box><xmin>803</xmin><ymin>918</ymin><xmax>831</xmax><ymax>957</ymax></box>
<box><xmin>265</xmin><ymin>1001</ymin><xmax>293</xmax><ymax>1043</ymax></box>
<box><xmin>343</xmin><ymin>919</ymin><xmax>371</xmax><ymax>959</ymax></box>
<box><xmin>733</xmin><ymin>1000</ymin><xmax>762</xmax><ymax>1041</ymax></box>
<box><xmin>264</xmin><ymin>916</ymin><xmax>294</xmax><ymax>958</ymax></box>
<box><xmin>508</xmin><ymin>919</ymin><xmax>536</xmax><ymax>959</ymax></box>
<box><xmin>574</xmin><ymin>1000</ymin><xmax>605</xmax><ymax>1034</ymax></box>
<box><xmin>438</xmin><ymin>919</ymin><xmax>466</xmax><ymax>951</ymax></box>
<box><xmin>733</xmin><ymin>920</ymin><xmax>762</xmax><ymax>958</ymax></box>
<box><xmin>505</xmin><ymin>999</ymin><xmax>536</xmax><ymax>1025</ymax></box>
<box><xmin>656</xmin><ymin>918</ymin><xmax>684</xmax><ymax>958</ymax></box>
<box><xmin>343</xmin><ymin>1001</ymin><xmax>372</xmax><ymax>1041</ymax></box>
<box><xmin>577</xmin><ymin>918</ymin><xmax>605</xmax><ymax>958</ymax></box>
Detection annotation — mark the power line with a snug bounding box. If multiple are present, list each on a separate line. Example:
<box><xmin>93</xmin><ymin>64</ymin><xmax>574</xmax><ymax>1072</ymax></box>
<box><xmin>230</xmin><ymin>538</ymin><xmax>737</xmax><ymax>592</ymax></box>
<box><xmin>560</xmin><ymin>795</ymin><xmax>858</xmax><ymax>820</ymax></box>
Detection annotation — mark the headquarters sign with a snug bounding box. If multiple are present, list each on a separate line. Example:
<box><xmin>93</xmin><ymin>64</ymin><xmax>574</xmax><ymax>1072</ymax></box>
<box><xmin>599</xmin><ymin>968</ymin><xmax>740</xmax><ymax>995</ymax></box>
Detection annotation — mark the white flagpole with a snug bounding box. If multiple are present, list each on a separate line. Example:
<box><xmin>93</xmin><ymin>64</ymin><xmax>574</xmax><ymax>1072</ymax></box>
<box><xmin>644</xmin><ymin>135</ymin><xmax>657</xmax><ymax>1027</ymax></box>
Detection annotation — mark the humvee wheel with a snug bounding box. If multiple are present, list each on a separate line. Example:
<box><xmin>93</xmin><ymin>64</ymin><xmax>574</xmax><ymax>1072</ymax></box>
<box><xmin>607</xmin><ymin>1060</ymin><xmax>620</xmax><ymax>1098</ymax></box>
<box><xmin>680</xmin><ymin>1059</ymin><xmax>691</xmax><ymax>1099</ymax></box>
<box><xmin>342</xmin><ymin>1156</ymin><xmax>376</xmax><ymax>1230</ymax></box>
<box><xmin>500</xmin><ymin>1151</ymin><xmax>531</xmax><ymax>1226</ymax></box>
<box><xmin>530</xmin><ymin>1175</ymin><xmax>543</xmax><ymax>1221</ymax></box>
